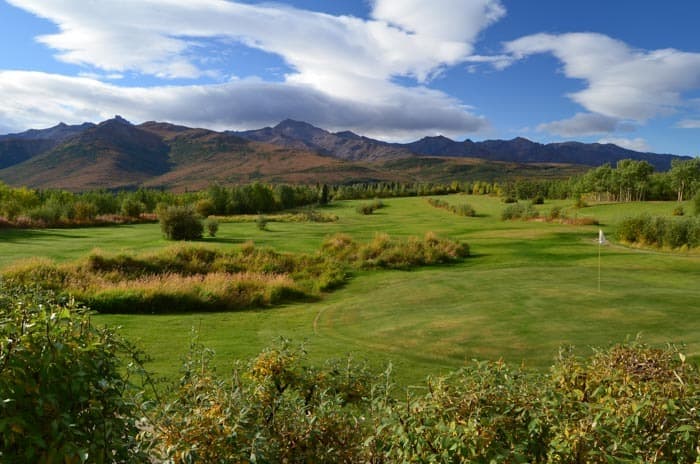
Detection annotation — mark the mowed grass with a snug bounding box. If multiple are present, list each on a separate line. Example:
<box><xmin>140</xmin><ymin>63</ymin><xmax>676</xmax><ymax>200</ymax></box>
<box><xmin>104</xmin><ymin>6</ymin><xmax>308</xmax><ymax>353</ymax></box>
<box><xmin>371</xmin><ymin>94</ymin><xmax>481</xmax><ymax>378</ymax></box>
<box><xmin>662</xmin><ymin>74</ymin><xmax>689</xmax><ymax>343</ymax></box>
<box><xmin>1</xmin><ymin>195</ymin><xmax>699</xmax><ymax>385</ymax></box>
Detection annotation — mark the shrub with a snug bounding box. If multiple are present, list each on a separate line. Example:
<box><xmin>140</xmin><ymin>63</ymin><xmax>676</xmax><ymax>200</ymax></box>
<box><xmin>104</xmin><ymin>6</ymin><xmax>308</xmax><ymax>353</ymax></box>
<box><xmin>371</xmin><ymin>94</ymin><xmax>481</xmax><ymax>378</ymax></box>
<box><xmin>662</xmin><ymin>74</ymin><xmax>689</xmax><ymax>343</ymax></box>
<box><xmin>159</xmin><ymin>205</ymin><xmax>203</xmax><ymax>240</ymax></box>
<box><xmin>144</xmin><ymin>339</ymin><xmax>375</xmax><ymax>463</ymax></box>
<box><xmin>356</xmin><ymin>204</ymin><xmax>375</xmax><ymax>215</ymax></box>
<box><xmin>549</xmin><ymin>205</ymin><xmax>563</xmax><ymax>220</ymax></box>
<box><xmin>356</xmin><ymin>199</ymin><xmax>384</xmax><ymax>215</ymax></box>
<box><xmin>120</xmin><ymin>197</ymin><xmax>145</xmax><ymax>218</ymax></box>
<box><xmin>195</xmin><ymin>198</ymin><xmax>215</xmax><ymax>217</ymax></box>
<box><xmin>256</xmin><ymin>214</ymin><xmax>268</xmax><ymax>230</ymax></box>
<box><xmin>27</xmin><ymin>201</ymin><xmax>65</xmax><ymax>225</ymax></box>
<box><xmin>205</xmin><ymin>217</ymin><xmax>219</xmax><ymax>237</ymax></box>
<box><xmin>427</xmin><ymin>198</ymin><xmax>476</xmax><ymax>217</ymax></box>
<box><xmin>72</xmin><ymin>200</ymin><xmax>98</xmax><ymax>221</ymax></box>
<box><xmin>142</xmin><ymin>340</ymin><xmax>700</xmax><ymax>463</ymax></box>
<box><xmin>501</xmin><ymin>202</ymin><xmax>539</xmax><ymax>221</ymax></box>
<box><xmin>694</xmin><ymin>191</ymin><xmax>700</xmax><ymax>216</ymax></box>
<box><xmin>617</xmin><ymin>214</ymin><xmax>700</xmax><ymax>249</ymax></box>
<box><xmin>673</xmin><ymin>205</ymin><xmax>685</xmax><ymax>216</ymax></box>
<box><xmin>0</xmin><ymin>284</ymin><xmax>146</xmax><ymax>462</ymax></box>
<box><xmin>533</xmin><ymin>195</ymin><xmax>545</xmax><ymax>205</ymax></box>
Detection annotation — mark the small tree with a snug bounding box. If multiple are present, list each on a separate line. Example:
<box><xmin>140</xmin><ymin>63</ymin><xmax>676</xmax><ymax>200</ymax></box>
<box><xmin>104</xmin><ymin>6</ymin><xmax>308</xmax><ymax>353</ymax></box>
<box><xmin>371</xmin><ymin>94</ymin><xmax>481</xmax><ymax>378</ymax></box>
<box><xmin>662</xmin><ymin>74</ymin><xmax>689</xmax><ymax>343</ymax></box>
<box><xmin>120</xmin><ymin>198</ymin><xmax>145</xmax><ymax>218</ymax></box>
<box><xmin>159</xmin><ymin>205</ymin><xmax>203</xmax><ymax>240</ymax></box>
<box><xmin>205</xmin><ymin>217</ymin><xmax>219</xmax><ymax>237</ymax></box>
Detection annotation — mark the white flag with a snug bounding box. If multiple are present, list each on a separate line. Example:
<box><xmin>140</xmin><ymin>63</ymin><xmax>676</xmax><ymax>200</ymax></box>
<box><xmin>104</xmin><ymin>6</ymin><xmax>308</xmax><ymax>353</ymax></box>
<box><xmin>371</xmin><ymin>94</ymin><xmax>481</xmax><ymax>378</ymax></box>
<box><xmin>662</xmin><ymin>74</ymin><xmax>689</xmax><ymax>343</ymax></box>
<box><xmin>598</xmin><ymin>229</ymin><xmax>607</xmax><ymax>244</ymax></box>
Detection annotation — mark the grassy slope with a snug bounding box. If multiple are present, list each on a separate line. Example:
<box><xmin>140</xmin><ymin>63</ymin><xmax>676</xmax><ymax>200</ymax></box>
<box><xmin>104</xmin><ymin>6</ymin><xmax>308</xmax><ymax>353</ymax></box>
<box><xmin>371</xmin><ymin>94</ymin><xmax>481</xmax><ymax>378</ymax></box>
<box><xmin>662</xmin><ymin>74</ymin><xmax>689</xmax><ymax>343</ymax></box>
<box><xmin>1</xmin><ymin>196</ymin><xmax>698</xmax><ymax>385</ymax></box>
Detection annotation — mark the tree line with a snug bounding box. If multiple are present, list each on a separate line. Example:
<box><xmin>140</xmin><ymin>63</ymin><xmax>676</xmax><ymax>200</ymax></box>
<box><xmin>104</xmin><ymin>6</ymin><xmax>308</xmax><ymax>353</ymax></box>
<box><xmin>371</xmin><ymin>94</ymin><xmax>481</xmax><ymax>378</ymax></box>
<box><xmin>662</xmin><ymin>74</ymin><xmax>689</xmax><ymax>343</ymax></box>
<box><xmin>1</xmin><ymin>157</ymin><xmax>699</xmax><ymax>228</ymax></box>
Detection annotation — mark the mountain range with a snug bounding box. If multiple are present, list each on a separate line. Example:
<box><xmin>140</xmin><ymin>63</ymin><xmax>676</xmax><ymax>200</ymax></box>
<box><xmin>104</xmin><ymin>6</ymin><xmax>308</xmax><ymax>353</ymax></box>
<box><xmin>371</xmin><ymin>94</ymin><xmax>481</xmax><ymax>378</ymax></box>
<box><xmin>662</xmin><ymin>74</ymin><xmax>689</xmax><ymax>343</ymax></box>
<box><xmin>0</xmin><ymin>117</ymin><xmax>690</xmax><ymax>191</ymax></box>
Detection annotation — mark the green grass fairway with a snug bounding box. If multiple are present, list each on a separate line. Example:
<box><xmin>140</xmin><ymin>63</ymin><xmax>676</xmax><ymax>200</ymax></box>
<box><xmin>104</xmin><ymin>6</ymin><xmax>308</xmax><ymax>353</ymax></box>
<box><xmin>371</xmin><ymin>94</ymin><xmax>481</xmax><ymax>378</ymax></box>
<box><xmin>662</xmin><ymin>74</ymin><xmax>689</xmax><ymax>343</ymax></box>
<box><xmin>2</xmin><ymin>195</ymin><xmax>699</xmax><ymax>385</ymax></box>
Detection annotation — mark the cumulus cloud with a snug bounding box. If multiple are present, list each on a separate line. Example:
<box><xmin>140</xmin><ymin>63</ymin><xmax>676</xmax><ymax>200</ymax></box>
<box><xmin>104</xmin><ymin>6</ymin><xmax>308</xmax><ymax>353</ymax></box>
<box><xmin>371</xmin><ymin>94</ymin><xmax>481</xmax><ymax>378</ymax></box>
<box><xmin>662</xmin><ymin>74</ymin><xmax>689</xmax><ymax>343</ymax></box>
<box><xmin>676</xmin><ymin>119</ymin><xmax>700</xmax><ymax>129</ymax></box>
<box><xmin>2</xmin><ymin>0</ymin><xmax>504</xmax><ymax>138</ymax></box>
<box><xmin>504</xmin><ymin>33</ymin><xmax>700</xmax><ymax>121</ymax></box>
<box><xmin>0</xmin><ymin>71</ymin><xmax>487</xmax><ymax>140</ymax></box>
<box><xmin>598</xmin><ymin>137</ymin><xmax>651</xmax><ymax>152</ymax></box>
<box><xmin>537</xmin><ymin>113</ymin><xmax>632</xmax><ymax>137</ymax></box>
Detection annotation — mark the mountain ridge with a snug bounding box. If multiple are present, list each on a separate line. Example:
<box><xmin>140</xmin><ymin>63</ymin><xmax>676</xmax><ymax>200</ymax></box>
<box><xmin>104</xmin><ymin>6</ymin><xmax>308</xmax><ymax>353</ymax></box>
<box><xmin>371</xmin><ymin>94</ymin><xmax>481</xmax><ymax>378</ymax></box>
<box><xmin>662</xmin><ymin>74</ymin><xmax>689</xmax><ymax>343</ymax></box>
<box><xmin>0</xmin><ymin>117</ymin><xmax>690</xmax><ymax>190</ymax></box>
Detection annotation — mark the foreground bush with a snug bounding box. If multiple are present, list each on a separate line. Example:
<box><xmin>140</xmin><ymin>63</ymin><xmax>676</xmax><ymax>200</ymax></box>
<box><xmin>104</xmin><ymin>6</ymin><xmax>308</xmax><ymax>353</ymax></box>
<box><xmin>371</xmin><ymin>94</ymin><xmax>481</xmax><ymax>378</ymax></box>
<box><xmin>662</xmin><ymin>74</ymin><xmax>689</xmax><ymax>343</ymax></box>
<box><xmin>1</xmin><ymin>285</ymin><xmax>698</xmax><ymax>464</ymax></box>
<box><xmin>0</xmin><ymin>283</ymin><xmax>147</xmax><ymax>462</ymax></box>
<box><xmin>142</xmin><ymin>339</ymin><xmax>379</xmax><ymax>463</ymax></box>
<box><xmin>142</xmin><ymin>340</ymin><xmax>700</xmax><ymax>463</ymax></box>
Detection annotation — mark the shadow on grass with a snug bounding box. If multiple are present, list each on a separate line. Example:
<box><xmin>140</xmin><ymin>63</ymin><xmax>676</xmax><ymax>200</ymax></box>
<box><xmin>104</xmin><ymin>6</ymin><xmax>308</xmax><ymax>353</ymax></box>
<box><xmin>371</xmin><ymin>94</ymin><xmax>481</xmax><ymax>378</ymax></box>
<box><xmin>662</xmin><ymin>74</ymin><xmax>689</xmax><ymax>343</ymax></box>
<box><xmin>0</xmin><ymin>228</ymin><xmax>86</xmax><ymax>242</ymax></box>
<box><xmin>198</xmin><ymin>237</ymin><xmax>249</xmax><ymax>244</ymax></box>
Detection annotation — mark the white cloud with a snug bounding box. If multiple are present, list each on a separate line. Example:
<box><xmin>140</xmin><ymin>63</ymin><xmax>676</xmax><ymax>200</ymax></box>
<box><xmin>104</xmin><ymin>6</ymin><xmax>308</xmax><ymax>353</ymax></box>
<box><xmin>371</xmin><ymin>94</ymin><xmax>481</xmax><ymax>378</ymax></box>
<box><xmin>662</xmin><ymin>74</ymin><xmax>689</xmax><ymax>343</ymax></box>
<box><xmin>7</xmin><ymin>0</ymin><xmax>502</xmax><ymax>85</ymax></box>
<box><xmin>504</xmin><ymin>33</ymin><xmax>700</xmax><ymax>121</ymax></box>
<box><xmin>371</xmin><ymin>0</ymin><xmax>505</xmax><ymax>44</ymax></box>
<box><xmin>2</xmin><ymin>0</ymin><xmax>504</xmax><ymax>138</ymax></box>
<box><xmin>598</xmin><ymin>137</ymin><xmax>651</xmax><ymax>152</ymax></box>
<box><xmin>537</xmin><ymin>113</ymin><xmax>631</xmax><ymax>137</ymax></box>
<box><xmin>0</xmin><ymin>71</ymin><xmax>487</xmax><ymax>141</ymax></box>
<box><xmin>676</xmin><ymin>119</ymin><xmax>700</xmax><ymax>129</ymax></box>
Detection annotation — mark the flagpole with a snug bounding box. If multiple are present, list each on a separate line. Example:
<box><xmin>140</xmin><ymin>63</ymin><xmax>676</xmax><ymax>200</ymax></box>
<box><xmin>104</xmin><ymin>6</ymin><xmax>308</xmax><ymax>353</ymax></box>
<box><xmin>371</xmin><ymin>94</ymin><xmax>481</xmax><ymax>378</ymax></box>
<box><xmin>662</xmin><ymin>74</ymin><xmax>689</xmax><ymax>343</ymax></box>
<box><xmin>598</xmin><ymin>238</ymin><xmax>601</xmax><ymax>292</ymax></box>
<box><xmin>597</xmin><ymin>229</ymin><xmax>602</xmax><ymax>292</ymax></box>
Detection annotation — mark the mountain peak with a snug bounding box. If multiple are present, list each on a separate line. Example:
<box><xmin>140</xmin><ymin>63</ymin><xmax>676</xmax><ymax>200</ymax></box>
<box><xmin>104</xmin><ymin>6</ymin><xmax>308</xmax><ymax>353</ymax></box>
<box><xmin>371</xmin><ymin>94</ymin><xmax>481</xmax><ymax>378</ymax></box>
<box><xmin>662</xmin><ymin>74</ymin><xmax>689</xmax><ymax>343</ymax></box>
<box><xmin>100</xmin><ymin>115</ymin><xmax>132</xmax><ymax>127</ymax></box>
<box><xmin>275</xmin><ymin>119</ymin><xmax>317</xmax><ymax>130</ymax></box>
<box><xmin>334</xmin><ymin>130</ymin><xmax>361</xmax><ymax>140</ymax></box>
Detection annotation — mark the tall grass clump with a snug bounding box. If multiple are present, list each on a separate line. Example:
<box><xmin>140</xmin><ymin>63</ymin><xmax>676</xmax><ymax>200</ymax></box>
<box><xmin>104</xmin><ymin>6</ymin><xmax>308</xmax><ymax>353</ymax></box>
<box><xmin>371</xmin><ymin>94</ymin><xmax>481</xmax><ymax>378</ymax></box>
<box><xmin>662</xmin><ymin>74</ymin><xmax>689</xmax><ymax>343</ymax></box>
<box><xmin>3</xmin><ymin>233</ymin><xmax>468</xmax><ymax>314</ymax></box>
<box><xmin>426</xmin><ymin>198</ymin><xmax>476</xmax><ymax>217</ymax></box>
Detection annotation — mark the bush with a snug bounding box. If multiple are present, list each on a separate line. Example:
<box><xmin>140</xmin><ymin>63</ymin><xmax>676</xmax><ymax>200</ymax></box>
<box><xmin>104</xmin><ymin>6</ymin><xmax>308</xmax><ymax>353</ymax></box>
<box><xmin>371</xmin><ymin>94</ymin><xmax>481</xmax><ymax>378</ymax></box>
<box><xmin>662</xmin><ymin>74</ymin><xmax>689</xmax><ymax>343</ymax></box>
<box><xmin>205</xmin><ymin>217</ymin><xmax>219</xmax><ymax>237</ymax></box>
<box><xmin>120</xmin><ymin>198</ymin><xmax>145</xmax><ymax>218</ymax></box>
<box><xmin>72</xmin><ymin>200</ymin><xmax>98</xmax><ymax>221</ymax></box>
<box><xmin>618</xmin><ymin>214</ymin><xmax>700</xmax><ymax>249</ymax></box>
<box><xmin>159</xmin><ymin>205</ymin><xmax>203</xmax><ymax>240</ymax></box>
<box><xmin>27</xmin><ymin>199</ymin><xmax>66</xmax><ymax>225</ymax></box>
<box><xmin>548</xmin><ymin>205</ymin><xmax>563</xmax><ymax>220</ymax></box>
<box><xmin>502</xmin><ymin>202</ymin><xmax>539</xmax><ymax>221</ymax></box>
<box><xmin>0</xmin><ymin>284</ymin><xmax>146</xmax><ymax>462</ymax></box>
<box><xmin>356</xmin><ymin>199</ymin><xmax>384</xmax><ymax>215</ymax></box>
<box><xmin>427</xmin><ymin>198</ymin><xmax>476</xmax><ymax>217</ymax></box>
<box><xmin>256</xmin><ymin>214</ymin><xmax>268</xmax><ymax>230</ymax></box>
<box><xmin>694</xmin><ymin>191</ymin><xmax>700</xmax><ymax>216</ymax></box>
<box><xmin>142</xmin><ymin>340</ymin><xmax>700</xmax><ymax>463</ymax></box>
<box><xmin>195</xmin><ymin>198</ymin><xmax>215</xmax><ymax>217</ymax></box>
<box><xmin>673</xmin><ymin>205</ymin><xmax>685</xmax><ymax>216</ymax></box>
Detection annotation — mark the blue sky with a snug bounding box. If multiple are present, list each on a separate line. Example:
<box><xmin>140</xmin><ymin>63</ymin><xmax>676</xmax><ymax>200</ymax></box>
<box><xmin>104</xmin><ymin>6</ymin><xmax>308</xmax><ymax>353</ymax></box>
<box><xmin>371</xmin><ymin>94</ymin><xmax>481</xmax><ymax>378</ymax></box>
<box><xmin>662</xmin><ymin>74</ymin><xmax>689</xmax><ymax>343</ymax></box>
<box><xmin>1</xmin><ymin>0</ymin><xmax>699</xmax><ymax>155</ymax></box>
